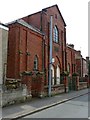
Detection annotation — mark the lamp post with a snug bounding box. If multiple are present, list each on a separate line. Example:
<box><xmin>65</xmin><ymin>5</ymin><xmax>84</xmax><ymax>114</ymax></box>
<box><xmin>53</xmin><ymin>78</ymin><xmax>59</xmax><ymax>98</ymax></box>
<box><xmin>48</xmin><ymin>16</ymin><xmax>53</xmax><ymax>97</ymax></box>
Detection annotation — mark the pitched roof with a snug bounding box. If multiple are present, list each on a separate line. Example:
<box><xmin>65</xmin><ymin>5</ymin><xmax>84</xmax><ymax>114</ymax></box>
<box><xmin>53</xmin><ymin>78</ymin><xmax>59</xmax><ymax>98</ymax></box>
<box><xmin>26</xmin><ymin>4</ymin><xmax>66</xmax><ymax>26</ymax></box>
<box><xmin>42</xmin><ymin>4</ymin><xmax>66</xmax><ymax>26</ymax></box>
<box><xmin>7</xmin><ymin>19</ymin><xmax>44</xmax><ymax>35</ymax></box>
<box><xmin>0</xmin><ymin>23</ymin><xmax>8</xmax><ymax>30</ymax></box>
<box><xmin>0</xmin><ymin>22</ymin><xmax>8</xmax><ymax>27</ymax></box>
<box><xmin>6</xmin><ymin>4</ymin><xmax>66</xmax><ymax>28</ymax></box>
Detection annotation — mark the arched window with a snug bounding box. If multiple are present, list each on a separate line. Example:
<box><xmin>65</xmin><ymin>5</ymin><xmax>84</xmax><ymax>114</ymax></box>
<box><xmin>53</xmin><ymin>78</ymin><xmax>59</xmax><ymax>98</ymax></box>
<box><xmin>67</xmin><ymin>63</ymin><xmax>70</xmax><ymax>73</ymax></box>
<box><xmin>53</xmin><ymin>26</ymin><xmax>59</xmax><ymax>43</ymax></box>
<box><xmin>56</xmin><ymin>65</ymin><xmax>60</xmax><ymax>85</ymax></box>
<box><xmin>34</xmin><ymin>55</ymin><xmax>38</xmax><ymax>70</ymax></box>
<box><xmin>51</xmin><ymin>65</ymin><xmax>55</xmax><ymax>85</ymax></box>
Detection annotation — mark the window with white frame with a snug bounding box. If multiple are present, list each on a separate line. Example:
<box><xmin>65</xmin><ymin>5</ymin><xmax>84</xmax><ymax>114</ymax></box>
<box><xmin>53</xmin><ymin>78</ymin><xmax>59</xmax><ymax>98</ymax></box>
<box><xmin>51</xmin><ymin>65</ymin><xmax>55</xmax><ymax>85</ymax></box>
<box><xmin>34</xmin><ymin>55</ymin><xmax>38</xmax><ymax>70</ymax></box>
<box><xmin>67</xmin><ymin>63</ymin><xmax>70</xmax><ymax>73</ymax></box>
<box><xmin>53</xmin><ymin>26</ymin><xmax>59</xmax><ymax>43</ymax></box>
<box><xmin>56</xmin><ymin>65</ymin><xmax>60</xmax><ymax>85</ymax></box>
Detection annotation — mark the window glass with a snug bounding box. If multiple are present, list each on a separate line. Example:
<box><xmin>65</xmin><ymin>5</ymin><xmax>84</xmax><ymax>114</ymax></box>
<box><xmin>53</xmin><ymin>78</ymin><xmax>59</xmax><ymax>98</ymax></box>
<box><xmin>53</xmin><ymin>26</ymin><xmax>59</xmax><ymax>43</ymax></box>
<box><xmin>34</xmin><ymin>55</ymin><xmax>38</xmax><ymax>70</ymax></box>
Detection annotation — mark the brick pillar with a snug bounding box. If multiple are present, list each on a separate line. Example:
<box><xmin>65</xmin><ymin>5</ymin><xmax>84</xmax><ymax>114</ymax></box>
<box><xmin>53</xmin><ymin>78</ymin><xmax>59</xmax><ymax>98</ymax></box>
<box><xmin>76</xmin><ymin>76</ymin><xmax>79</xmax><ymax>90</ymax></box>
<box><xmin>37</xmin><ymin>75</ymin><xmax>44</xmax><ymax>98</ymax></box>
<box><xmin>22</xmin><ymin>75</ymin><xmax>32</xmax><ymax>98</ymax></box>
<box><xmin>87</xmin><ymin>76</ymin><xmax>90</xmax><ymax>88</ymax></box>
<box><xmin>64</xmin><ymin>76</ymin><xmax>68</xmax><ymax>93</ymax></box>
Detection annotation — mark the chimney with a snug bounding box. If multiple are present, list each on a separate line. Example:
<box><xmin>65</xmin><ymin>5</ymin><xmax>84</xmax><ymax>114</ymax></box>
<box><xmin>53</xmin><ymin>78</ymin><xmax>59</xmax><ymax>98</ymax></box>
<box><xmin>68</xmin><ymin>44</ymin><xmax>74</xmax><ymax>49</ymax></box>
<box><xmin>77</xmin><ymin>50</ymin><xmax>81</xmax><ymax>55</ymax></box>
<box><xmin>86</xmin><ymin>56</ymin><xmax>89</xmax><ymax>61</ymax></box>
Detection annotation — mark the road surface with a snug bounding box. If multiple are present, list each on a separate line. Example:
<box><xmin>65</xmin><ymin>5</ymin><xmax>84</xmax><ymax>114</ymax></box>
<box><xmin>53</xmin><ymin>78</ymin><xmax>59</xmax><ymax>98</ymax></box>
<box><xmin>24</xmin><ymin>94</ymin><xmax>88</xmax><ymax>118</ymax></box>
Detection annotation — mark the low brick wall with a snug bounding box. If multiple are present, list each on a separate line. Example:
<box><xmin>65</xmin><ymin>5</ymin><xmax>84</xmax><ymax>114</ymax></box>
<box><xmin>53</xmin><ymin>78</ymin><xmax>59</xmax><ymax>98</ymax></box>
<box><xmin>78</xmin><ymin>82</ymin><xmax>87</xmax><ymax>90</ymax></box>
<box><xmin>44</xmin><ymin>84</ymin><xmax>65</xmax><ymax>96</ymax></box>
<box><xmin>51</xmin><ymin>84</ymin><xmax>65</xmax><ymax>95</ymax></box>
<box><xmin>2</xmin><ymin>85</ymin><xmax>31</xmax><ymax>107</ymax></box>
<box><xmin>31</xmin><ymin>75</ymin><xmax>44</xmax><ymax>98</ymax></box>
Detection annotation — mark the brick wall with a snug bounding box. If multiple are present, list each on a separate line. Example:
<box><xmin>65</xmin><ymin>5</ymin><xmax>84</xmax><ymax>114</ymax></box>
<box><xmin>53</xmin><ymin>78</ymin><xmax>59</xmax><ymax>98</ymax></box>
<box><xmin>67</xmin><ymin>45</ymin><xmax>76</xmax><ymax>76</ymax></box>
<box><xmin>22</xmin><ymin>5</ymin><xmax>67</xmax><ymax>84</ymax></box>
<box><xmin>7</xmin><ymin>23</ymin><xmax>43</xmax><ymax>79</ymax></box>
<box><xmin>7</xmin><ymin>5</ymin><xmax>67</xmax><ymax>95</ymax></box>
<box><xmin>82</xmin><ymin>58</ymin><xmax>88</xmax><ymax>77</ymax></box>
<box><xmin>0</xmin><ymin>26</ymin><xmax>8</xmax><ymax>85</ymax></box>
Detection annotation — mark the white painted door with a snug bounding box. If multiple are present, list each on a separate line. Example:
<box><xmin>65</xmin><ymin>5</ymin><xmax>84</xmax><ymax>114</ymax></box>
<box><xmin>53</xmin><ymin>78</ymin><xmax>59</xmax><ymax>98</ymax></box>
<box><xmin>51</xmin><ymin>65</ymin><xmax>54</xmax><ymax>85</ymax></box>
<box><xmin>56</xmin><ymin>65</ymin><xmax>60</xmax><ymax>85</ymax></box>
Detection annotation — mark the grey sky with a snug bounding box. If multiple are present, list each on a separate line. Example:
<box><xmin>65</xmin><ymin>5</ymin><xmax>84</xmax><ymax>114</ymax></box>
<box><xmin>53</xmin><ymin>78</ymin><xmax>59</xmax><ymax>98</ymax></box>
<box><xmin>0</xmin><ymin>0</ymin><xmax>88</xmax><ymax>58</ymax></box>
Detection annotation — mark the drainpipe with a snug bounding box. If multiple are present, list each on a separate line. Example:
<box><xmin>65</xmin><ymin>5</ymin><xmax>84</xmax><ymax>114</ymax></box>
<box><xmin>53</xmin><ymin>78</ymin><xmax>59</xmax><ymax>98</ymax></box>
<box><xmin>64</xmin><ymin>27</ymin><xmax>67</xmax><ymax>72</ymax></box>
<box><xmin>81</xmin><ymin>57</ymin><xmax>83</xmax><ymax>77</ymax></box>
<box><xmin>40</xmin><ymin>11</ymin><xmax>43</xmax><ymax>31</ymax></box>
<box><xmin>42</xmin><ymin>35</ymin><xmax>45</xmax><ymax>72</ymax></box>
<box><xmin>48</xmin><ymin>16</ymin><xmax>53</xmax><ymax>97</ymax></box>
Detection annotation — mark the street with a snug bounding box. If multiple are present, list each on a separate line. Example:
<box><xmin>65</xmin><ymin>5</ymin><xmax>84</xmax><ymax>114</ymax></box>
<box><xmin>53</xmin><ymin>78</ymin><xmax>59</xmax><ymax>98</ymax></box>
<box><xmin>24</xmin><ymin>94</ymin><xmax>88</xmax><ymax>118</ymax></box>
<box><xmin>2</xmin><ymin>89</ymin><xmax>88</xmax><ymax>119</ymax></box>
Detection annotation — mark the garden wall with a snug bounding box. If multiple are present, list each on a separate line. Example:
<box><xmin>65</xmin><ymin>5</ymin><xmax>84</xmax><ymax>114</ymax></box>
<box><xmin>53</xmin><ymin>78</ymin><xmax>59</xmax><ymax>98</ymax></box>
<box><xmin>78</xmin><ymin>82</ymin><xmax>87</xmax><ymax>90</ymax></box>
<box><xmin>1</xmin><ymin>85</ymin><xmax>31</xmax><ymax>107</ymax></box>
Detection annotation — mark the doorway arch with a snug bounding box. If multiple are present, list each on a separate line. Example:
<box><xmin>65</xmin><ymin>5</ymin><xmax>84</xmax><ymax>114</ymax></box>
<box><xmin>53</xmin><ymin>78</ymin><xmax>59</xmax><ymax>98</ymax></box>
<box><xmin>51</xmin><ymin>65</ymin><xmax>55</xmax><ymax>85</ymax></box>
<box><xmin>56</xmin><ymin>65</ymin><xmax>60</xmax><ymax>85</ymax></box>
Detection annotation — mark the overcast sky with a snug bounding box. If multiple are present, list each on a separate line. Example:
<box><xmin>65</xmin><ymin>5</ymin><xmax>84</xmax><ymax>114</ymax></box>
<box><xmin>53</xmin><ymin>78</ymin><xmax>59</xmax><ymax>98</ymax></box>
<box><xmin>0</xmin><ymin>0</ymin><xmax>88</xmax><ymax>58</ymax></box>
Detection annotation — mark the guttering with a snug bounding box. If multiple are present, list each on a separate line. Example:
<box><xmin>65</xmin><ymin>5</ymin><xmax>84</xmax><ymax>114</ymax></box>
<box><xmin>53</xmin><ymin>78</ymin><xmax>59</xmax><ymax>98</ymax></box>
<box><xmin>7</xmin><ymin>19</ymin><xmax>44</xmax><ymax>35</ymax></box>
<box><xmin>0</xmin><ymin>23</ymin><xmax>8</xmax><ymax>30</ymax></box>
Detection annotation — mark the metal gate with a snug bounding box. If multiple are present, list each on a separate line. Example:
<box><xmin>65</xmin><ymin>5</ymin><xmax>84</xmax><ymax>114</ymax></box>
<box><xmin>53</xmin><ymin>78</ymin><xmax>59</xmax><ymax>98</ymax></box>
<box><xmin>68</xmin><ymin>77</ymin><xmax>76</xmax><ymax>91</ymax></box>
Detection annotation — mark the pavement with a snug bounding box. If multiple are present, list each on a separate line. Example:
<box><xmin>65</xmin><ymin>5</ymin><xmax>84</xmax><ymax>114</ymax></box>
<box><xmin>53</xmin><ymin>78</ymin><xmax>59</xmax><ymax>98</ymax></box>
<box><xmin>2</xmin><ymin>88</ymin><xmax>88</xmax><ymax>119</ymax></box>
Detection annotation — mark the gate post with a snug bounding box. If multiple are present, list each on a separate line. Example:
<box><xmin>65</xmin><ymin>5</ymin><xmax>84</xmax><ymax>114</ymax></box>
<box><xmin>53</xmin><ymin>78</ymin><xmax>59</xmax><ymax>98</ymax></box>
<box><xmin>76</xmin><ymin>76</ymin><xmax>79</xmax><ymax>90</ymax></box>
<box><xmin>38</xmin><ymin>75</ymin><xmax>44</xmax><ymax>98</ymax></box>
<box><xmin>87</xmin><ymin>76</ymin><xmax>90</xmax><ymax>88</ymax></box>
<box><xmin>64</xmin><ymin>76</ymin><xmax>68</xmax><ymax>93</ymax></box>
<box><xmin>23</xmin><ymin>75</ymin><xmax>32</xmax><ymax>98</ymax></box>
<box><xmin>34</xmin><ymin>72</ymin><xmax>44</xmax><ymax>98</ymax></box>
<box><xmin>21</xmin><ymin>71</ymin><xmax>32</xmax><ymax>99</ymax></box>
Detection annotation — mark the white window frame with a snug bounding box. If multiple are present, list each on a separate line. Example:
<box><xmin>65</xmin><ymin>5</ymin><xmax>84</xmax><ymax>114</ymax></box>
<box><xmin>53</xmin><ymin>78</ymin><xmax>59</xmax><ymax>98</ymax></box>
<box><xmin>53</xmin><ymin>26</ymin><xmax>59</xmax><ymax>43</ymax></box>
<box><xmin>34</xmin><ymin>55</ymin><xmax>38</xmax><ymax>70</ymax></box>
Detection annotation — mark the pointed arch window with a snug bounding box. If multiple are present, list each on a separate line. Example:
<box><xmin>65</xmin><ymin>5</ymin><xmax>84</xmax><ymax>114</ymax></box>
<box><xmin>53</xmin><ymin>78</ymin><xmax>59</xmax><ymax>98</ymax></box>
<box><xmin>56</xmin><ymin>65</ymin><xmax>60</xmax><ymax>85</ymax></box>
<box><xmin>51</xmin><ymin>65</ymin><xmax>55</xmax><ymax>85</ymax></box>
<box><xmin>34</xmin><ymin>55</ymin><xmax>38</xmax><ymax>70</ymax></box>
<box><xmin>67</xmin><ymin>63</ymin><xmax>70</xmax><ymax>73</ymax></box>
<box><xmin>53</xmin><ymin>26</ymin><xmax>59</xmax><ymax>43</ymax></box>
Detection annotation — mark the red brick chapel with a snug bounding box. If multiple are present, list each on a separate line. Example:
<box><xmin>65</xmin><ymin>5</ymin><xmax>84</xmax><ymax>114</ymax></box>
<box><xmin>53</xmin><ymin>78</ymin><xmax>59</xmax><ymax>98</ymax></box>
<box><xmin>7</xmin><ymin>4</ymin><xmax>84</xmax><ymax>97</ymax></box>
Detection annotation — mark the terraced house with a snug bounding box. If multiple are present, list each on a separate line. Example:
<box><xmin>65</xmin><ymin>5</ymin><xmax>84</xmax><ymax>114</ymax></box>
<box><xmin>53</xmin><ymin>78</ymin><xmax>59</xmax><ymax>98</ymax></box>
<box><xmin>0</xmin><ymin>23</ymin><xmax>8</xmax><ymax>89</ymax></box>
